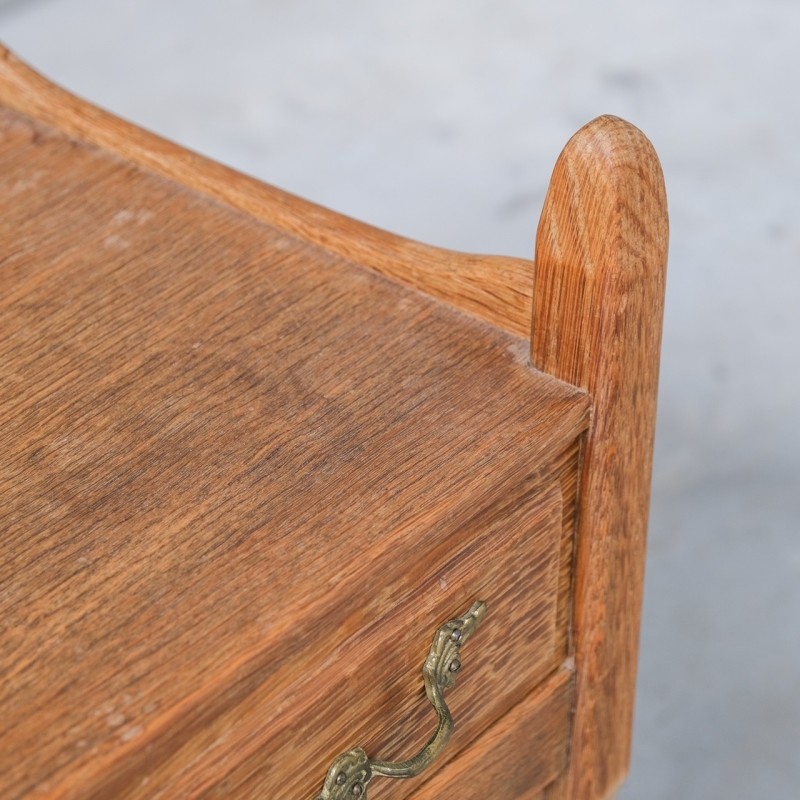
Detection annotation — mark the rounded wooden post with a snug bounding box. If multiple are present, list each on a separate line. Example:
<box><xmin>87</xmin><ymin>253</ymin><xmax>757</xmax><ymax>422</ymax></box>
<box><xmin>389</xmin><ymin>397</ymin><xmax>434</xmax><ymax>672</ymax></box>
<box><xmin>532</xmin><ymin>116</ymin><xmax>668</xmax><ymax>798</ymax></box>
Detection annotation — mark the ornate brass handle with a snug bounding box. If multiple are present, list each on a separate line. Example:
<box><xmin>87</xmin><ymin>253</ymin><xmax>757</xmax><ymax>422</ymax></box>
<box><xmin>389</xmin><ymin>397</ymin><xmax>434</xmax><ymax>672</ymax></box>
<box><xmin>315</xmin><ymin>601</ymin><xmax>487</xmax><ymax>799</ymax></box>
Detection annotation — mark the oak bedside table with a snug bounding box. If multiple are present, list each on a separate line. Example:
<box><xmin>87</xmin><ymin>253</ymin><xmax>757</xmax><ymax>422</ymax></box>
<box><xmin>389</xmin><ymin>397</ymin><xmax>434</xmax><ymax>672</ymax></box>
<box><xmin>0</xmin><ymin>46</ymin><xmax>668</xmax><ymax>800</ymax></box>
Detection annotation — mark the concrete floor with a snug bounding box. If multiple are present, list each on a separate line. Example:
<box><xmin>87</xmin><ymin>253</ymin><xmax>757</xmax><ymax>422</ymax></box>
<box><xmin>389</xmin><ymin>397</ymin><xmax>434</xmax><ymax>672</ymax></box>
<box><xmin>2</xmin><ymin>2</ymin><xmax>799</xmax><ymax>798</ymax></box>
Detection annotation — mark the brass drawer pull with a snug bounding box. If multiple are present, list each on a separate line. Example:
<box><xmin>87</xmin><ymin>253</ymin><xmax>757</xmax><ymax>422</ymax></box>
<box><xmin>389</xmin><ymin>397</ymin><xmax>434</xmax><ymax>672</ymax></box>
<box><xmin>316</xmin><ymin>601</ymin><xmax>487</xmax><ymax>799</ymax></box>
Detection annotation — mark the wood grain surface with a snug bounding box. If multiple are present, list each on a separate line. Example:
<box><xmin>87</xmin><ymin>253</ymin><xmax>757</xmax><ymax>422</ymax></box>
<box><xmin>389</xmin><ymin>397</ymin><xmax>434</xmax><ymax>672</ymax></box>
<box><xmin>533</xmin><ymin>116</ymin><xmax>669</xmax><ymax>799</ymax></box>
<box><xmin>211</xmin><ymin>482</ymin><xmax>566</xmax><ymax>800</ymax></box>
<box><xmin>0</xmin><ymin>45</ymin><xmax>533</xmax><ymax>338</ymax></box>
<box><xmin>0</xmin><ymin>44</ymin><xmax>667</xmax><ymax>800</ymax></box>
<box><xmin>0</xmin><ymin>99</ymin><xmax>589</xmax><ymax>799</ymax></box>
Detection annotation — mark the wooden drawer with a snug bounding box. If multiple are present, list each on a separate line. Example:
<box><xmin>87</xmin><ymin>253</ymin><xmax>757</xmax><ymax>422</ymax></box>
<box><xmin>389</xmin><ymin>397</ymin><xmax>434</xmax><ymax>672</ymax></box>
<box><xmin>0</xmin><ymin>46</ymin><xmax>668</xmax><ymax>800</ymax></box>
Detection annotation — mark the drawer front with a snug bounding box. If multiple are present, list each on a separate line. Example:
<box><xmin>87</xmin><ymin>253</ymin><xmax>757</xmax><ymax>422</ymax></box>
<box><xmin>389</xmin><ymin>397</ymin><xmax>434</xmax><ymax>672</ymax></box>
<box><xmin>194</xmin><ymin>476</ymin><xmax>569</xmax><ymax>799</ymax></box>
<box><xmin>47</xmin><ymin>447</ymin><xmax>578</xmax><ymax>799</ymax></box>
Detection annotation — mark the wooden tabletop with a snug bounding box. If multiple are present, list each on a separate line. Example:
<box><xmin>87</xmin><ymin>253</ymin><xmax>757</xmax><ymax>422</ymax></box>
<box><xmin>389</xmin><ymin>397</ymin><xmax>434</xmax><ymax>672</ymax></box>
<box><xmin>0</xmin><ymin>95</ymin><xmax>589</xmax><ymax>799</ymax></box>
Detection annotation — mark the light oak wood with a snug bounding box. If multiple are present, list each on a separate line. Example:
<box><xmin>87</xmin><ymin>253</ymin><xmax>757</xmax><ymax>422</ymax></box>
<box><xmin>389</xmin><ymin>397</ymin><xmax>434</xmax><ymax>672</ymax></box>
<box><xmin>209</xmin><ymin>482</ymin><xmax>567</xmax><ymax>800</ymax></box>
<box><xmin>0</xmin><ymin>45</ymin><xmax>667</xmax><ymax>800</ymax></box>
<box><xmin>533</xmin><ymin>116</ymin><xmax>668</xmax><ymax>799</ymax></box>
<box><xmin>0</xmin><ymin>56</ymin><xmax>589</xmax><ymax>800</ymax></box>
<box><xmin>0</xmin><ymin>45</ymin><xmax>533</xmax><ymax>338</ymax></box>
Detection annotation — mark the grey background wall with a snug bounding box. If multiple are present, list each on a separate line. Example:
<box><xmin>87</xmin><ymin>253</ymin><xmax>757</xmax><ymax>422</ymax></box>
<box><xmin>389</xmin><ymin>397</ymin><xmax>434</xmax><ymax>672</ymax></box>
<box><xmin>2</xmin><ymin>2</ymin><xmax>798</xmax><ymax>798</ymax></box>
